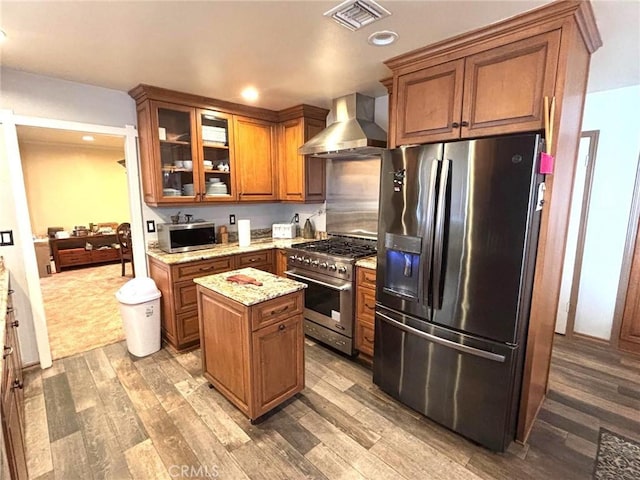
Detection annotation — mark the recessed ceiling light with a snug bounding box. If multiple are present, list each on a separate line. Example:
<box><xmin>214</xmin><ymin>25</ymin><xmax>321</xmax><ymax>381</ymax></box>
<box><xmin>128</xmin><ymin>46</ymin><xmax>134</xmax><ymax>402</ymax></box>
<box><xmin>0</xmin><ymin>30</ymin><xmax>7</xmax><ymax>43</ymax></box>
<box><xmin>82</xmin><ymin>135</ymin><xmax>95</xmax><ymax>142</ymax></box>
<box><xmin>241</xmin><ymin>87</ymin><xmax>259</xmax><ymax>102</ymax></box>
<box><xmin>368</xmin><ymin>30</ymin><xmax>398</xmax><ymax>47</ymax></box>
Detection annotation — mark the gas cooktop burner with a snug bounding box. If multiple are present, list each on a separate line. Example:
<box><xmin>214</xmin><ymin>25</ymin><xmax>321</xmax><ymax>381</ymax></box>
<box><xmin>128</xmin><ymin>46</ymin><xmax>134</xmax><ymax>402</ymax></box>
<box><xmin>293</xmin><ymin>237</ymin><xmax>377</xmax><ymax>259</ymax></box>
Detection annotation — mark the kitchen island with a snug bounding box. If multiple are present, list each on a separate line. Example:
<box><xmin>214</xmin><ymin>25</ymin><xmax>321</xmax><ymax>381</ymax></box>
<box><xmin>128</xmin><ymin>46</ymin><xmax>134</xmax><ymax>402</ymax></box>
<box><xmin>194</xmin><ymin>267</ymin><xmax>306</xmax><ymax>422</ymax></box>
<box><xmin>147</xmin><ymin>237</ymin><xmax>307</xmax><ymax>352</ymax></box>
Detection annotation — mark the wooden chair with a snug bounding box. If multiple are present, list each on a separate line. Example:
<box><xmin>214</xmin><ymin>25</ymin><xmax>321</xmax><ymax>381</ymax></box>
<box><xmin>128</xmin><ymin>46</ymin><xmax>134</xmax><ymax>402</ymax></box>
<box><xmin>116</xmin><ymin>222</ymin><xmax>135</xmax><ymax>277</ymax></box>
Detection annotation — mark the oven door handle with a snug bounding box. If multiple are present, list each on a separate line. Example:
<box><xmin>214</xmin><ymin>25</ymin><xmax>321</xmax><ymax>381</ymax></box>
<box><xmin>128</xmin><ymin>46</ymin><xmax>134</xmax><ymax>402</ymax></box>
<box><xmin>285</xmin><ymin>271</ymin><xmax>351</xmax><ymax>291</ymax></box>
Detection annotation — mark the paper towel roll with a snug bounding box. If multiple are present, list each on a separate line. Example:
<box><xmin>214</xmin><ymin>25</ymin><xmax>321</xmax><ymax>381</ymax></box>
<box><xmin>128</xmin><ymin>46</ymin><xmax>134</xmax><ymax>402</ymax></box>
<box><xmin>238</xmin><ymin>219</ymin><xmax>251</xmax><ymax>247</ymax></box>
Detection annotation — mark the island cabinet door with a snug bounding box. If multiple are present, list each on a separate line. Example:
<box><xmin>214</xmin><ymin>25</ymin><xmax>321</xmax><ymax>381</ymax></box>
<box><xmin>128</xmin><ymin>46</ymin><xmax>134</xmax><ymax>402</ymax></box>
<box><xmin>199</xmin><ymin>293</ymin><xmax>251</xmax><ymax>414</ymax></box>
<box><xmin>251</xmin><ymin>315</ymin><xmax>304</xmax><ymax>417</ymax></box>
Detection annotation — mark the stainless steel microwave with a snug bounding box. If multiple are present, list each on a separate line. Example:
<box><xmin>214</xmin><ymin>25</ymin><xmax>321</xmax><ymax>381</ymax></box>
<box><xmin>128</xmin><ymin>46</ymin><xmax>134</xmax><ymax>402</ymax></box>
<box><xmin>157</xmin><ymin>222</ymin><xmax>216</xmax><ymax>253</ymax></box>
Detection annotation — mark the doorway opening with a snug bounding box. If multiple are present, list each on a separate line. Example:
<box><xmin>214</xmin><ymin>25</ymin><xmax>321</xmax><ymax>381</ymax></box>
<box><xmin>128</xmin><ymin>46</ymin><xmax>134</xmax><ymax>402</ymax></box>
<box><xmin>554</xmin><ymin>130</ymin><xmax>600</xmax><ymax>338</ymax></box>
<box><xmin>17</xmin><ymin>125</ymin><xmax>132</xmax><ymax>360</ymax></box>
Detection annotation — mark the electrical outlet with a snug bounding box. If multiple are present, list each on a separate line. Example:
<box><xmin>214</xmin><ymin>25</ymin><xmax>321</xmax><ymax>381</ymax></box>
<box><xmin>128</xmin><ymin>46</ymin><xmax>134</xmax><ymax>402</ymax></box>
<box><xmin>229</xmin><ymin>214</ymin><xmax>236</xmax><ymax>225</ymax></box>
<box><xmin>294</xmin><ymin>213</ymin><xmax>299</xmax><ymax>223</ymax></box>
<box><xmin>146</xmin><ymin>220</ymin><xmax>156</xmax><ymax>233</ymax></box>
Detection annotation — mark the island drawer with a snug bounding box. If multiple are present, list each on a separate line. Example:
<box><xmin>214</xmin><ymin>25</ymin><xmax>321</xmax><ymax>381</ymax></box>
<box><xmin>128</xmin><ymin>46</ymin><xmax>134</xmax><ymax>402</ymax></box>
<box><xmin>250</xmin><ymin>291</ymin><xmax>303</xmax><ymax>331</ymax></box>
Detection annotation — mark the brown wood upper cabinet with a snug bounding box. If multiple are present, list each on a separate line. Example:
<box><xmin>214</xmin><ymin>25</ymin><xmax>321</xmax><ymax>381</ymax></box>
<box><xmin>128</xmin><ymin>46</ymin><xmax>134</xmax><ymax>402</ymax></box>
<box><xmin>278</xmin><ymin>110</ymin><xmax>328</xmax><ymax>203</ymax></box>
<box><xmin>234</xmin><ymin>116</ymin><xmax>277</xmax><ymax>201</ymax></box>
<box><xmin>129</xmin><ymin>85</ymin><xmax>328</xmax><ymax>205</ymax></box>
<box><xmin>394</xmin><ymin>30</ymin><xmax>561</xmax><ymax>146</ymax></box>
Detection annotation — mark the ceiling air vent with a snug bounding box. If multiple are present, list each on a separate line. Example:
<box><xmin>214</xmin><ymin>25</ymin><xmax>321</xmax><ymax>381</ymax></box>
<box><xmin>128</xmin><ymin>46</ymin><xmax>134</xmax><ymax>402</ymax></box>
<box><xmin>324</xmin><ymin>0</ymin><xmax>391</xmax><ymax>31</ymax></box>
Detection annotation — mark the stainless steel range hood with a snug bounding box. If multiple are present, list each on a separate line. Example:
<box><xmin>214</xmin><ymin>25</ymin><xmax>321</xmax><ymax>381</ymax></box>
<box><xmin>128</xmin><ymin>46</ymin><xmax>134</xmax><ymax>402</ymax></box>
<box><xmin>298</xmin><ymin>93</ymin><xmax>387</xmax><ymax>159</ymax></box>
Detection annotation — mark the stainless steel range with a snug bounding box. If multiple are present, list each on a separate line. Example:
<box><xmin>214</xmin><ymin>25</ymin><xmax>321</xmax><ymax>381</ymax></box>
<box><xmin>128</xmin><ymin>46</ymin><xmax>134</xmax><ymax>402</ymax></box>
<box><xmin>285</xmin><ymin>236</ymin><xmax>377</xmax><ymax>354</ymax></box>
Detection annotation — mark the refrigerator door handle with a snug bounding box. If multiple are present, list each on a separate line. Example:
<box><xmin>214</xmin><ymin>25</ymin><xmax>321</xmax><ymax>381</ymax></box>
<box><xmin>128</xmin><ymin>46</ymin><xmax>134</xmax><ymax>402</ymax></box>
<box><xmin>420</xmin><ymin>159</ymin><xmax>440</xmax><ymax>306</ymax></box>
<box><xmin>432</xmin><ymin>159</ymin><xmax>450</xmax><ymax>309</ymax></box>
<box><xmin>377</xmin><ymin>311</ymin><xmax>506</xmax><ymax>363</ymax></box>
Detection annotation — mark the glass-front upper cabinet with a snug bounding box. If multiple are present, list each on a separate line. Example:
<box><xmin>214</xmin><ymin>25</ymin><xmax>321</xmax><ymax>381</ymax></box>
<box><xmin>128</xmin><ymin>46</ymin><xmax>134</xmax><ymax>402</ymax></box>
<box><xmin>197</xmin><ymin>109</ymin><xmax>236</xmax><ymax>202</ymax></box>
<box><xmin>154</xmin><ymin>102</ymin><xmax>198</xmax><ymax>201</ymax></box>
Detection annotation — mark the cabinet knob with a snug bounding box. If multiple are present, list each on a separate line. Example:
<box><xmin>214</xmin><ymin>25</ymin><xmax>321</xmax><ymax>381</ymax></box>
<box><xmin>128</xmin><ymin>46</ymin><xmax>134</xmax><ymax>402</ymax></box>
<box><xmin>11</xmin><ymin>320</ymin><xmax>19</xmax><ymax>328</ymax></box>
<box><xmin>12</xmin><ymin>379</ymin><xmax>23</xmax><ymax>390</ymax></box>
<box><xmin>3</xmin><ymin>346</ymin><xmax>13</xmax><ymax>359</ymax></box>
<box><xmin>461</xmin><ymin>121</ymin><xmax>469</xmax><ymax>127</ymax></box>
<box><xmin>278</xmin><ymin>324</ymin><xmax>285</xmax><ymax>331</ymax></box>
<box><xmin>451</xmin><ymin>122</ymin><xmax>460</xmax><ymax>128</ymax></box>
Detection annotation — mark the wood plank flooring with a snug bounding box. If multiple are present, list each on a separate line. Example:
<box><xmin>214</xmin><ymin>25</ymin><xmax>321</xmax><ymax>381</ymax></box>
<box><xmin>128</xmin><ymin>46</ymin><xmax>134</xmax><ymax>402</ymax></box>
<box><xmin>23</xmin><ymin>334</ymin><xmax>640</xmax><ymax>479</ymax></box>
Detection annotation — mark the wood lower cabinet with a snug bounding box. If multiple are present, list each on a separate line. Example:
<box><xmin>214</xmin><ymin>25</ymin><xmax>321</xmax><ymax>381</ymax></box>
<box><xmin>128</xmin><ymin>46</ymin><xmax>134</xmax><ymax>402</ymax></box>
<box><xmin>278</xmin><ymin>106</ymin><xmax>329</xmax><ymax>203</ymax></box>
<box><xmin>2</xmin><ymin>288</ymin><xmax>27</xmax><ymax>480</ymax></box>
<box><xmin>148</xmin><ymin>254</ymin><xmax>236</xmax><ymax>351</ymax></box>
<box><xmin>392</xmin><ymin>29</ymin><xmax>560</xmax><ymax>146</ymax></box>
<box><xmin>275</xmin><ymin>249</ymin><xmax>289</xmax><ymax>277</ymax></box>
<box><xmin>234</xmin><ymin>116</ymin><xmax>278</xmax><ymax>201</ymax></box>
<box><xmin>198</xmin><ymin>288</ymin><xmax>304</xmax><ymax>420</ymax></box>
<box><xmin>355</xmin><ymin>266</ymin><xmax>376</xmax><ymax>360</ymax></box>
<box><xmin>148</xmin><ymin>249</ymin><xmax>277</xmax><ymax>351</ymax></box>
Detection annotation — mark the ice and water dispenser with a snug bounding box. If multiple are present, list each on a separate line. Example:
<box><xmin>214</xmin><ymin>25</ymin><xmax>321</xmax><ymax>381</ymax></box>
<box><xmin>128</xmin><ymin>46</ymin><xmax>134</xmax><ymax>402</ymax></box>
<box><xmin>383</xmin><ymin>233</ymin><xmax>422</xmax><ymax>301</ymax></box>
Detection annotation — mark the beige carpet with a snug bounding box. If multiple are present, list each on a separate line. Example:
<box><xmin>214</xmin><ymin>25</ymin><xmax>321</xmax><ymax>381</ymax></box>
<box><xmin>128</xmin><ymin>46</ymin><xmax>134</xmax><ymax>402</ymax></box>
<box><xmin>40</xmin><ymin>263</ymin><xmax>131</xmax><ymax>360</ymax></box>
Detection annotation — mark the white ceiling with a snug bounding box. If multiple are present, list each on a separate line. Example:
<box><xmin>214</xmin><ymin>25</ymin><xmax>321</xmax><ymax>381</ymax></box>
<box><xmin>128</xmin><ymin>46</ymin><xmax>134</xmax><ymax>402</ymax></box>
<box><xmin>17</xmin><ymin>125</ymin><xmax>125</xmax><ymax>150</ymax></box>
<box><xmin>1</xmin><ymin>1</ymin><xmax>639</xmax><ymax>112</ymax></box>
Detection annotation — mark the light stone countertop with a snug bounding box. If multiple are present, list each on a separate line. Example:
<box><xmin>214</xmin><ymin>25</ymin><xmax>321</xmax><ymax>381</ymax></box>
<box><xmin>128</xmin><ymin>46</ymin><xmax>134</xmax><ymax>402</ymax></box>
<box><xmin>147</xmin><ymin>237</ymin><xmax>309</xmax><ymax>265</ymax></box>
<box><xmin>194</xmin><ymin>267</ymin><xmax>307</xmax><ymax>306</ymax></box>
<box><xmin>355</xmin><ymin>255</ymin><xmax>377</xmax><ymax>270</ymax></box>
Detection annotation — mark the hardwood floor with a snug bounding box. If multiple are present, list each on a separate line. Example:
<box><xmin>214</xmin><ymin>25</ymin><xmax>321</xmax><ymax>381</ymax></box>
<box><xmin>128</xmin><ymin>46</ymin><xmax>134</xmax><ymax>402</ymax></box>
<box><xmin>22</xmin><ymin>335</ymin><xmax>640</xmax><ymax>479</ymax></box>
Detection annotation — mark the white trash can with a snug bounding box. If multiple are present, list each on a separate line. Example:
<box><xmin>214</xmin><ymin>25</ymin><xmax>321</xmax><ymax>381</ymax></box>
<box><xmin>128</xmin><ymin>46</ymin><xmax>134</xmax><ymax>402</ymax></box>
<box><xmin>115</xmin><ymin>277</ymin><xmax>162</xmax><ymax>357</ymax></box>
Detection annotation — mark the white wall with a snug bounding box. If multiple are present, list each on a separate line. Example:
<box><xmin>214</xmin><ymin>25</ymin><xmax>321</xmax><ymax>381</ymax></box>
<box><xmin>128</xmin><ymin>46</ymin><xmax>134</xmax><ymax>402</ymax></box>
<box><xmin>574</xmin><ymin>85</ymin><xmax>640</xmax><ymax>339</ymax></box>
<box><xmin>142</xmin><ymin>203</ymin><xmax>323</xmax><ymax>246</ymax></box>
<box><xmin>0</xmin><ymin>67</ymin><xmax>136</xmax><ymax>126</ymax></box>
<box><xmin>0</xmin><ymin>126</ymin><xmax>39</xmax><ymax>364</ymax></box>
<box><xmin>0</xmin><ymin>70</ymin><xmax>138</xmax><ymax>365</ymax></box>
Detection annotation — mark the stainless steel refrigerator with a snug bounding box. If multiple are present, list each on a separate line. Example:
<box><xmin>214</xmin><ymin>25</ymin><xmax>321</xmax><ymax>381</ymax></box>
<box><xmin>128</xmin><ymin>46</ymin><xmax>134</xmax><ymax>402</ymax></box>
<box><xmin>373</xmin><ymin>133</ymin><xmax>543</xmax><ymax>451</ymax></box>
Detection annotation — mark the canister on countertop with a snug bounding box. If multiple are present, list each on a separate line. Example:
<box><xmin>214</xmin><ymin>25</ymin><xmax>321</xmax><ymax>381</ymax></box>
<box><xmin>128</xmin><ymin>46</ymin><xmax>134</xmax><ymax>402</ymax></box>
<box><xmin>219</xmin><ymin>225</ymin><xmax>229</xmax><ymax>244</ymax></box>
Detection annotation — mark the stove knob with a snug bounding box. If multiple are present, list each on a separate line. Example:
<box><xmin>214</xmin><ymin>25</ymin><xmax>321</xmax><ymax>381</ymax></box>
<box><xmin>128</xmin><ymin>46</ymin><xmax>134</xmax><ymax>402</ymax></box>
<box><xmin>328</xmin><ymin>264</ymin><xmax>337</xmax><ymax>271</ymax></box>
<box><xmin>295</xmin><ymin>256</ymin><xmax>303</xmax><ymax>263</ymax></box>
<box><xmin>320</xmin><ymin>262</ymin><xmax>328</xmax><ymax>269</ymax></box>
<box><xmin>304</xmin><ymin>258</ymin><xmax>311</xmax><ymax>265</ymax></box>
<box><xmin>289</xmin><ymin>255</ymin><xmax>296</xmax><ymax>262</ymax></box>
<box><xmin>311</xmin><ymin>260</ymin><xmax>319</xmax><ymax>267</ymax></box>
<box><xmin>338</xmin><ymin>266</ymin><xmax>347</xmax><ymax>274</ymax></box>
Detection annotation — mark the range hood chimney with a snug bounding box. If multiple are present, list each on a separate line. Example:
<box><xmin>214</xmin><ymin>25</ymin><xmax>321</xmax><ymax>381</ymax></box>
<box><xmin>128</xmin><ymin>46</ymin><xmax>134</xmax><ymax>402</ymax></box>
<box><xmin>298</xmin><ymin>93</ymin><xmax>387</xmax><ymax>159</ymax></box>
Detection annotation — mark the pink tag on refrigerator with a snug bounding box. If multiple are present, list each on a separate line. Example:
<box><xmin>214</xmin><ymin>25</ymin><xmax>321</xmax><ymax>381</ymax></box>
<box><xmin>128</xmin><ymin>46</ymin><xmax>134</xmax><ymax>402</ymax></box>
<box><xmin>540</xmin><ymin>152</ymin><xmax>554</xmax><ymax>174</ymax></box>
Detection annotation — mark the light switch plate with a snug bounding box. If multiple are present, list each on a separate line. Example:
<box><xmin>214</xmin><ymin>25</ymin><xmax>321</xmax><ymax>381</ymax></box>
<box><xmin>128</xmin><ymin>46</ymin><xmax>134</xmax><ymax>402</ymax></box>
<box><xmin>229</xmin><ymin>214</ymin><xmax>236</xmax><ymax>225</ymax></box>
<box><xmin>0</xmin><ymin>230</ymin><xmax>14</xmax><ymax>246</ymax></box>
<box><xmin>146</xmin><ymin>220</ymin><xmax>156</xmax><ymax>233</ymax></box>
